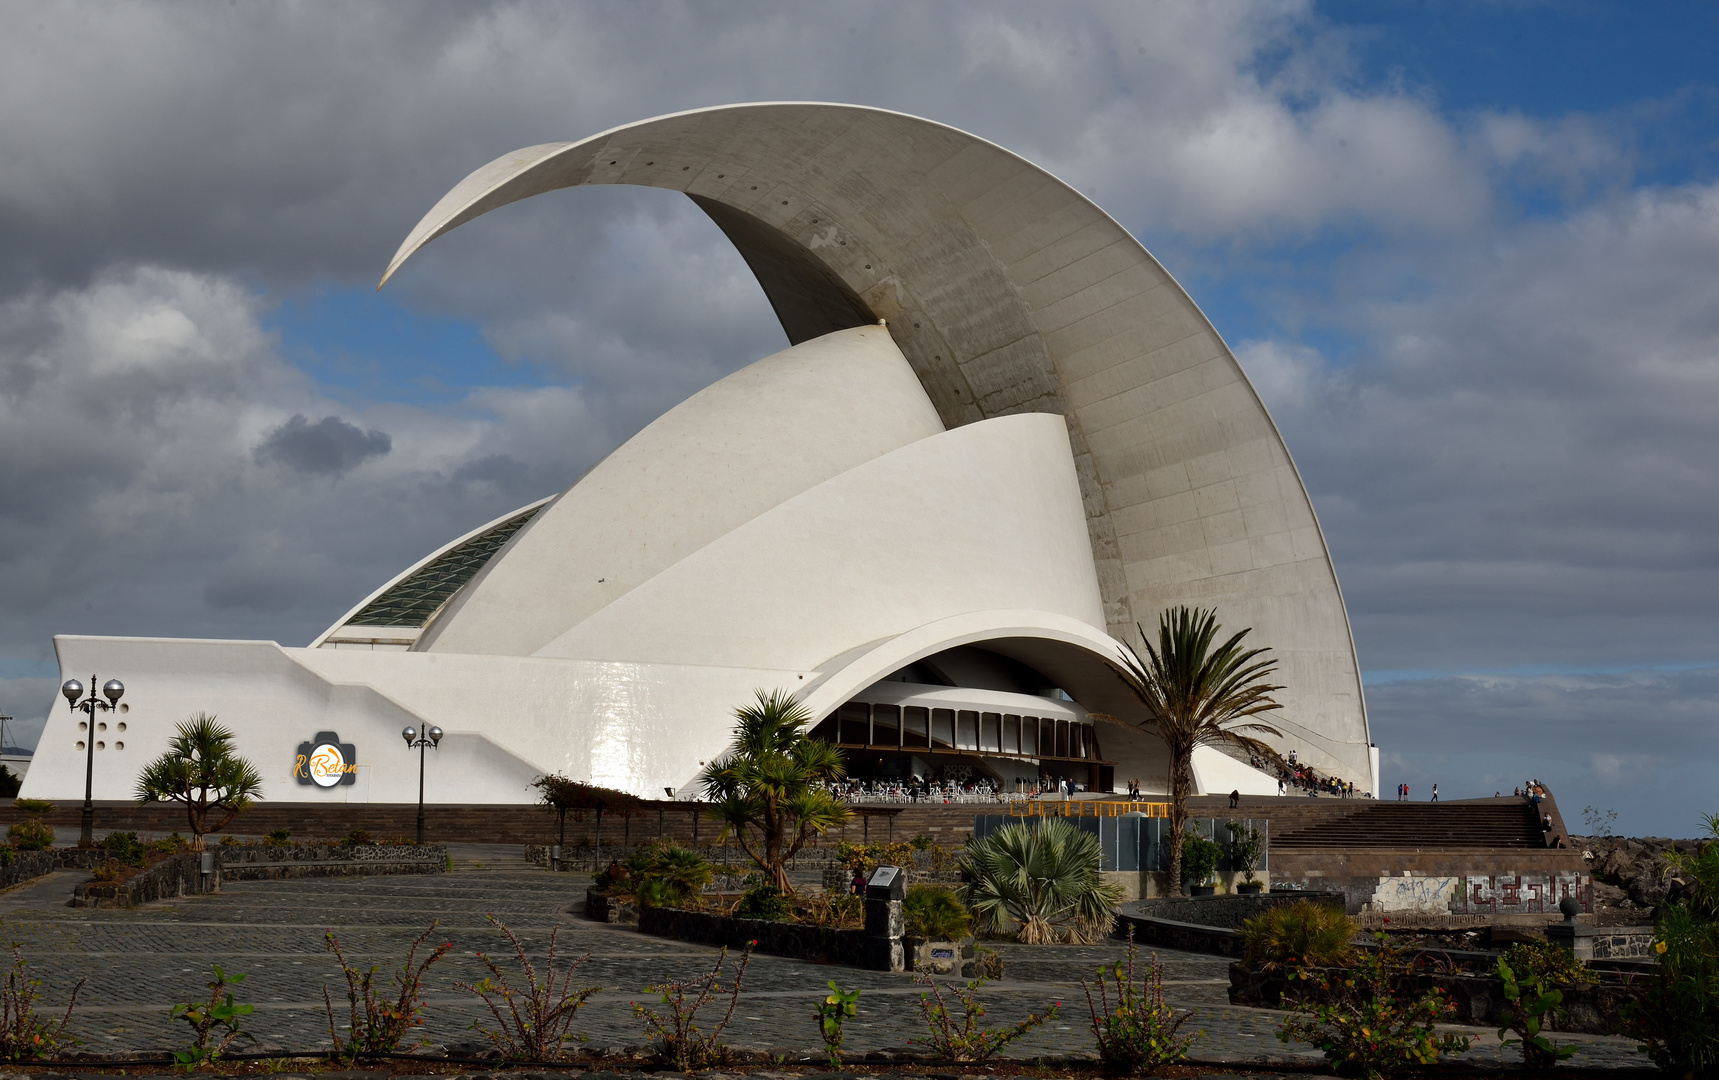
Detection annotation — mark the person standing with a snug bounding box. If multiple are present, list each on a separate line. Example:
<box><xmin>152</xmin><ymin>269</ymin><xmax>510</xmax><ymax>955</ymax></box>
<box><xmin>1229</xmin><ymin>788</ymin><xmax>1241</xmax><ymax>809</ymax></box>
<box><xmin>1431</xmin><ymin>783</ymin><xmax>1439</xmax><ymax>802</ymax></box>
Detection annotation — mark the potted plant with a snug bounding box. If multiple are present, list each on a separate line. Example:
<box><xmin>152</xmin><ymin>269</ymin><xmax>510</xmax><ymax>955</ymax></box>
<box><xmin>1181</xmin><ymin>832</ymin><xmax>1224</xmax><ymax>896</ymax></box>
<box><xmin>1226</xmin><ymin>821</ymin><xmax>1266</xmax><ymax>894</ymax></box>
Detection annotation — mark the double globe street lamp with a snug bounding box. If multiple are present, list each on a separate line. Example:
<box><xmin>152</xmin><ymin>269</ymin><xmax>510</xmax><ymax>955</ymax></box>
<box><xmin>62</xmin><ymin>676</ymin><xmax>124</xmax><ymax>847</ymax></box>
<box><xmin>401</xmin><ymin>725</ymin><xmax>442</xmax><ymax>844</ymax></box>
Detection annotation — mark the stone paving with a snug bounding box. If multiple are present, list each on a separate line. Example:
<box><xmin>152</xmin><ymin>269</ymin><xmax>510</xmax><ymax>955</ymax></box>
<box><xmin>0</xmin><ymin>844</ymin><xmax>1651</xmax><ymax>1068</ymax></box>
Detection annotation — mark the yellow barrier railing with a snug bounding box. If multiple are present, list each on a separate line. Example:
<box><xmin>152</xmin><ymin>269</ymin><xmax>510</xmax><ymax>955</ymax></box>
<box><xmin>1006</xmin><ymin>799</ymin><xmax>1171</xmax><ymax>819</ymax></box>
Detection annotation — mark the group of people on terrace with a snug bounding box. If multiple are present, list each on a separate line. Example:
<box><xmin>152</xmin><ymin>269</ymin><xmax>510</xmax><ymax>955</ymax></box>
<box><xmin>1259</xmin><ymin>749</ymin><xmax>1359</xmax><ymax>799</ymax></box>
<box><xmin>827</xmin><ymin>774</ymin><xmax>1092</xmax><ymax>805</ymax></box>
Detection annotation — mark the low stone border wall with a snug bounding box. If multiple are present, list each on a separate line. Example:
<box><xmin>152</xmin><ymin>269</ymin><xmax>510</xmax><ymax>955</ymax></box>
<box><xmin>0</xmin><ymin>848</ymin><xmax>109</xmax><ymax>890</ymax></box>
<box><xmin>639</xmin><ymin>905</ymin><xmax>868</xmax><ymax>965</ymax></box>
<box><xmin>1228</xmin><ymin>961</ymin><xmax>1637</xmax><ymax>1036</ymax></box>
<box><xmin>71</xmin><ymin>851</ymin><xmax>205</xmax><ymax>908</ymax></box>
<box><xmin>69</xmin><ymin>844</ymin><xmax>446</xmax><ymax>908</ymax></box>
<box><xmin>584</xmin><ymin>888</ymin><xmax>637</xmax><ymax>924</ymax></box>
<box><xmin>1116</xmin><ymin>911</ymin><xmax>1247</xmax><ymax>957</ymax></box>
<box><xmin>217</xmin><ymin>843</ymin><xmax>447</xmax><ymax>881</ymax></box>
<box><xmin>1127</xmin><ymin>891</ymin><xmax>1347</xmax><ymax>929</ymax></box>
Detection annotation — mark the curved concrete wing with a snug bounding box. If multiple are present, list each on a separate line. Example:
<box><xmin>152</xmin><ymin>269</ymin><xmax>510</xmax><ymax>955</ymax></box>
<box><xmin>418</xmin><ymin>325</ymin><xmax>945</xmax><ymax>655</ymax></box>
<box><xmin>534</xmin><ymin>412</ymin><xmax>1105</xmax><ymax>669</ymax></box>
<box><xmin>383</xmin><ymin>102</ymin><xmax>1371</xmax><ymax>784</ymax></box>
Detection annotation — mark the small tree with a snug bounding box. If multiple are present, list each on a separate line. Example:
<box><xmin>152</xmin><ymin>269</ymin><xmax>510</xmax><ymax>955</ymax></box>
<box><xmin>135</xmin><ymin>714</ymin><xmax>263</xmax><ymax>851</ymax></box>
<box><xmin>699</xmin><ymin>688</ymin><xmax>849</xmax><ymax>894</ymax></box>
<box><xmin>1104</xmin><ymin>606</ymin><xmax>1285</xmax><ymax>896</ymax></box>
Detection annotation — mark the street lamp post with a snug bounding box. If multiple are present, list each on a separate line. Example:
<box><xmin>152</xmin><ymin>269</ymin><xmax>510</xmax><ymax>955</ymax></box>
<box><xmin>401</xmin><ymin>725</ymin><xmax>442</xmax><ymax>844</ymax></box>
<box><xmin>62</xmin><ymin>675</ymin><xmax>124</xmax><ymax>847</ymax></box>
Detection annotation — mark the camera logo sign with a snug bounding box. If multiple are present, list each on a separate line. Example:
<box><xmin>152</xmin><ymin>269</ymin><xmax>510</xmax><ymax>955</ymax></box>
<box><xmin>294</xmin><ymin>731</ymin><xmax>358</xmax><ymax>788</ymax></box>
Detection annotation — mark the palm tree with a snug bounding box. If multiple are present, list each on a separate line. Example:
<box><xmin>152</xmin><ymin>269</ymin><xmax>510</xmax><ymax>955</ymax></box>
<box><xmin>698</xmin><ymin>688</ymin><xmax>850</xmax><ymax>894</ymax></box>
<box><xmin>958</xmin><ymin>818</ymin><xmax>1123</xmax><ymax>943</ymax></box>
<box><xmin>134</xmin><ymin>714</ymin><xmax>264</xmax><ymax>851</ymax></box>
<box><xmin>1107</xmin><ymin>606</ymin><xmax>1285</xmax><ymax>896</ymax></box>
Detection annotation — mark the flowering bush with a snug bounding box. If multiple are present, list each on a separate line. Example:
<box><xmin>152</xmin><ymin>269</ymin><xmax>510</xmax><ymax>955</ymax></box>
<box><xmin>323</xmin><ymin>921</ymin><xmax>452</xmax><ymax>1059</ymax></box>
<box><xmin>1082</xmin><ymin>931</ymin><xmax>1200</xmax><ymax>1071</ymax></box>
<box><xmin>633</xmin><ymin>944</ymin><xmax>751</xmax><ymax>1070</ymax></box>
<box><xmin>1276</xmin><ymin>935</ymin><xmax>1470</xmax><ymax>1080</ymax></box>
<box><xmin>913</xmin><ymin>975</ymin><xmax>1058</xmax><ymax>1062</ymax></box>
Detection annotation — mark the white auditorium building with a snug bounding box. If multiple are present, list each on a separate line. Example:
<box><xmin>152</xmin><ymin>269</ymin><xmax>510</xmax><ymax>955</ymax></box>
<box><xmin>24</xmin><ymin>103</ymin><xmax>1377</xmax><ymax>807</ymax></box>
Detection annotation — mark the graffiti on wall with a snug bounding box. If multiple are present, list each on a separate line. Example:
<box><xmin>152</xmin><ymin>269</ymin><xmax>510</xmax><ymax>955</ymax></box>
<box><xmin>1368</xmin><ymin>876</ymin><xmax>1463</xmax><ymax>913</ymax></box>
<box><xmin>1453</xmin><ymin>873</ymin><xmax>1591</xmax><ymax>914</ymax></box>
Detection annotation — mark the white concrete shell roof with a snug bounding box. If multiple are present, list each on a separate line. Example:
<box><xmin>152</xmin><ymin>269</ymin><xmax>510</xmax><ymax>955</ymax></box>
<box><xmin>383</xmin><ymin>102</ymin><xmax>1372</xmax><ymax>784</ymax></box>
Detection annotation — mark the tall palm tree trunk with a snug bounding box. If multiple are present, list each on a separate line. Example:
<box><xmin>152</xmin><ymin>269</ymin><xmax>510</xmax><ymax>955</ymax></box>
<box><xmin>1167</xmin><ymin>749</ymin><xmax>1194</xmax><ymax>896</ymax></box>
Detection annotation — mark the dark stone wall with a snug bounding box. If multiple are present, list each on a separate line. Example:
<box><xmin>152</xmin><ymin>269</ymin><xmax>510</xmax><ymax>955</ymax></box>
<box><xmin>1115</xmin><ymin>912</ymin><xmax>1247</xmax><ymax>958</ymax></box>
<box><xmin>1128</xmin><ymin>891</ymin><xmax>1347</xmax><ymax>929</ymax></box>
<box><xmin>0</xmin><ymin>847</ymin><xmax>108</xmax><ymax>889</ymax></box>
<box><xmin>639</xmin><ymin>906</ymin><xmax>867</xmax><ymax>965</ymax></box>
<box><xmin>71</xmin><ymin>851</ymin><xmax>204</xmax><ymax>908</ymax></box>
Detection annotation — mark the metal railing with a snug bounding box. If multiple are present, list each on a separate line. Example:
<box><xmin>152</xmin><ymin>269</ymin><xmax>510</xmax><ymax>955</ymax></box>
<box><xmin>1007</xmin><ymin>799</ymin><xmax>1172</xmax><ymax>818</ymax></box>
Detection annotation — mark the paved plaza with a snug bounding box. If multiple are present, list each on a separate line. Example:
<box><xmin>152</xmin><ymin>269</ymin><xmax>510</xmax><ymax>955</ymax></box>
<box><xmin>0</xmin><ymin>846</ymin><xmax>1649</xmax><ymax>1069</ymax></box>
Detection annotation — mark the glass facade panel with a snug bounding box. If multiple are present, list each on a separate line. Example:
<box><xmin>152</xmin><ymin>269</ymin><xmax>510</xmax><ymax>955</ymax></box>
<box><xmin>812</xmin><ymin>714</ymin><xmax>838</xmax><ymax>743</ymax></box>
<box><xmin>903</xmin><ymin>706</ymin><xmax>929</xmax><ymax>747</ymax></box>
<box><xmin>931</xmin><ymin>708</ymin><xmax>955</xmax><ymax>749</ymax></box>
<box><xmin>1003</xmin><ymin>715</ymin><xmax>1020</xmax><ymax>754</ymax></box>
<box><xmin>1054</xmin><ymin>719</ymin><xmax>1068</xmax><ymax>758</ymax></box>
<box><xmin>1022</xmin><ymin>716</ymin><xmax>1038</xmax><ymax>755</ymax></box>
<box><xmin>871</xmin><ymin>704</ymin><xmax>900</xmax><ymax>747</ymax></box>
<box><xmin>980</xmin><ymin>713</ymin><xmax>1001</xmax><ymax>752</ymax></box>
<box><xmin>840</xmin><ymin>702</ymin><xmax>870</xmax><ymax>745</ymax></box>
<box><xmin>1072</xmin><ymin>723</ymin><xmax>1086</xmax><ymax>760</ymax></box>
<box><xmin>956</xmin><ymin>710</ymin><xmax>979</xmax><ymax>750</ymax></box>
<box><xmin>1085</xmin><ymin>723</ymin><xmax>1100</xmax><ymax>761</ymax></box>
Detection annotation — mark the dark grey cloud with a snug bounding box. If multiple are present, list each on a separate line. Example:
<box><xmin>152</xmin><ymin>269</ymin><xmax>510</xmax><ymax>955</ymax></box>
<box><xmin>254</xmin><ymin>414</ymin><xmax>392</xmax><ymax>476</ymax></box>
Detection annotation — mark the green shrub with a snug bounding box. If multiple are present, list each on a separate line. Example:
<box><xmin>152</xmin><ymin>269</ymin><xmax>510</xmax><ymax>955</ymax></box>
<box><xmin>90</xmin><ymin>858</ymin><xmax>123</xmax><ymax>883</ymax></box>
<box><xmin>264</xmin><ymin>829</ymin><xmax>293</xmax><ymax>846</ymax></box>
<box><xmin>12</xmin><ymin>799</ymin><xmax>53</xmax><ymax>817</ymax></box>
<box><xmin>734</xmin><ymin>884</ymin><xmax>792</xmax><ymax>921</ymax></box>
<box><xmin>1239</xmin><ymin>900</ymin><xmax>1357</xmax><ymax>968</ymax></box>
<box><xmin>0</xmin><ymin>766</ymin><xmax>20</xmax><ymax>800</ymax></box>
<box><xmin>1624</xmin><ymin>811</ymin><xmax>1719</xmax><ymax>1077</ymax></box>
<box><xmin>219</xmin><ymin>835</ymin><xmax>240</xmax><ymax>847</ymax></box>
<box><xmin>626</xmin><ymin>840</ymin><xmax>713</xmax><ymax>909</ymax></box>
<box><xmin>1277</xmin><ymin>934</ymin><xmax>1470</xmax><ymax>1079</ymax></box>
<box><xmin>593</xmin><ymin>860</ymin><xmax>630</xmax><ymax>892</ymax></box>
<box><xmin>100</xmin><ymin>830</ymin><xmax>149</xmax><ymax>868</ymax></box>
<box><xmin>1180</xmin><ymin>832</ymin><xmax>1223</xmax><ymax>886</ymax></box>
<box><xmin>959</xmin><ymin>818</ymin><xmax>1123</xmax><ymax>944</ymax></box>
<box><xmin>147</xmin><ymin>832</ymin><xmax>189</xmax><ymax>855</ymax></box>
<box><xmin>343</xmin><ymin>829</ymin><xmax>373</xmax><ymax>847</ymax></box>
<box><xmin>7</xmin><ymin>819</ymin><xmax>52</xmax><ymax>851</ymax></box>
<box><xmin>1495</xmin><ymin>954</ymin><xmax>1577</xmax><ymax>1068</ymax></box>
<box><xmin>903</xmin><ymin>885</ymin><xmax>971</xmax><ymax>940</ymax></box>
<box><xmin>1500</xmin><ymin>939</ymin><xmax>1596</xmax><ymax>988</ymax></box>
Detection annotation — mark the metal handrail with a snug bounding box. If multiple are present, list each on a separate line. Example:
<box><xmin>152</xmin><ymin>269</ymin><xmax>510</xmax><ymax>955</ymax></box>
<box><xmin>1007</xmin><ymin>799</ymin><xmax>1171</xmax><ymax>818</ymax></box>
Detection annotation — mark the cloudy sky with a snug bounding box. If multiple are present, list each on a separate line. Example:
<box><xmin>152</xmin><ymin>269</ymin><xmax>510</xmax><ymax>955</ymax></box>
<box><xmin>2</xmin><ymin>1</ymin><xmax>1716</xmax><ymax>836</ymax></box>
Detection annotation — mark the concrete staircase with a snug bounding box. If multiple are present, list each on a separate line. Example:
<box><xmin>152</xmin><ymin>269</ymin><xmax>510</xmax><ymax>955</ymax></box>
<box><xmin>1266</xmin><ymin>798</ymin><xmax>1547</xmax><ymax>850</ymax></box>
